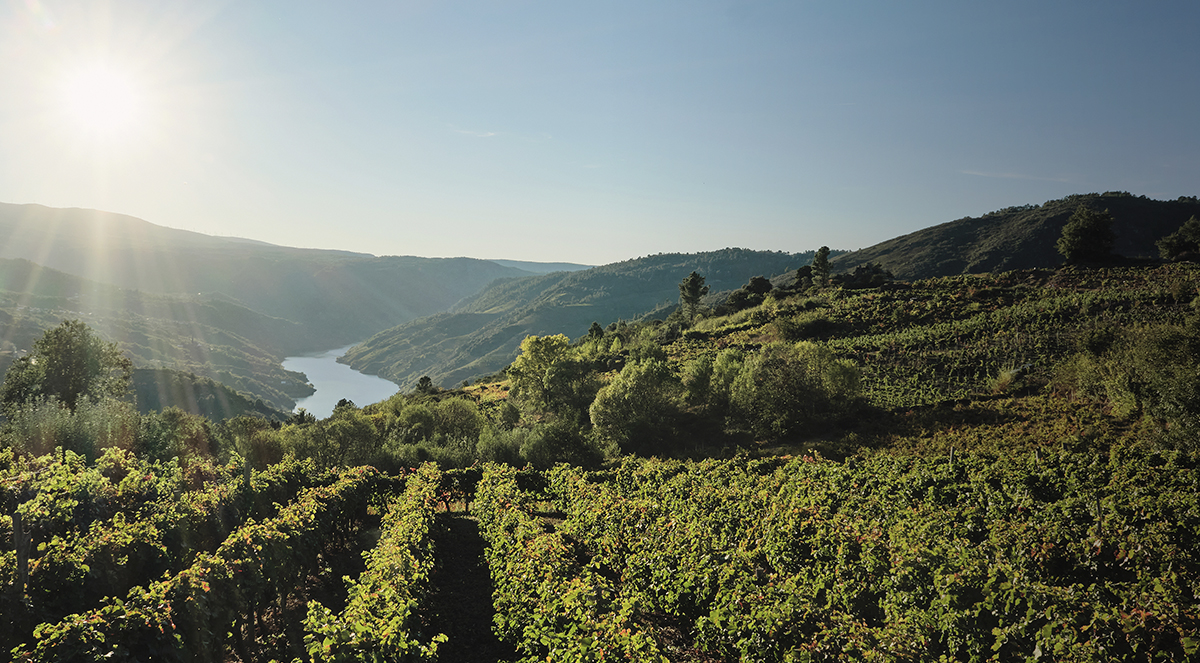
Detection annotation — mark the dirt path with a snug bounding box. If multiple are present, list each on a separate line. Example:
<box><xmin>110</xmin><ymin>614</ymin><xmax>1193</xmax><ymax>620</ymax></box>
<box><xmin>425</xmin><ymin>512</ymin><xmax>516</xmax><ymax>663</ymax></box>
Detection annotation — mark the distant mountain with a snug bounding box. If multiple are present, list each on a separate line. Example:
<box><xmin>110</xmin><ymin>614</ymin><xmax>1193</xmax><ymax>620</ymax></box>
<box><xmin>0</xmin><ymin>257</ymin><xmax>314</xmax><ymax>410</ymax></box>
<box><xmin>0</xmin><ymin>203</ymin><xmax>532</xmax><ymax>349</ymax></box>
<box><xmin>832</xmin><ymin>193</ymin><xmax>1200</xmax><ymax>280</ymax></box>
<box><xmin>343</xmin><ymin>248</ymin><xmax>814</xmax><ymax>389</ymax></box>
<box><xmin>487</xmin><ymin>259</ymin><xmax>593</xmax><ymax>274</ymax></box>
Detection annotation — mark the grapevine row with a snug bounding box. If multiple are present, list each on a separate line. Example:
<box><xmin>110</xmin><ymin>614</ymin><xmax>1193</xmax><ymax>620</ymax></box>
<box><xmin>475</xmin><ymin>464</ymin><xmax>668</xmax><ymax>662</ymax></box>
<box><xmin>303</xmin><ymin>462</ymin><xmax>445</xmax><ymax>661</ymax></box>
<box><xmin>14</xmin><ymin>464</ymin><xmax>381</xmax><ymax>662</ymax></box>
<box><xmin>548</xmin><ymin>452</ymin><xmax>1200</xmax><ymax>661</ymax></box>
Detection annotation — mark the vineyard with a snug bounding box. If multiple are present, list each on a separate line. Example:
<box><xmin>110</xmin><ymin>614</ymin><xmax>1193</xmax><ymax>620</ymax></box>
<box><xmin>2</xmin><ymin>447</ymin><xmax>1197</xmax><ymax>661</ymax></box>
<box><xmin>3</xmin><ymin>263</ymin><xmax>1200</xmax><ymax>660</ymax></box>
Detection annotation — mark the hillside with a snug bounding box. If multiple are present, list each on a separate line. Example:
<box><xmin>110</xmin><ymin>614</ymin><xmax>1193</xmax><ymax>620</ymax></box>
<box><xmin>132</xmin><ymin>368</ymin><xmax>289</xmax><ymax>421</ymax></box>
<box><xmin>342</xmin><ymin>248</ymin><xmax>814</xmax><ymax>388</ymax></box>
<box><xmin>4</xmin><ymin>263</ymin><xmax>1200</xmax><ymax>659</ymax></box>
<box><xmin>487</xmin><ymin>259</ymin><xmax>592</xmax><ymax>274</ymax></box>
<box><xmin>0</xmin><ymin>203</ymin><xmax>532</xmax><ymax>348</ymax></box>
<box><xmin>831</xmin><ymin>192</ymin><xmax>1200</xmax><ymax>280</ymax></box>
<box><xmin>0</xmin><ymin>258</ymin><xmax>315</xmax><ymax>411</ymax></box>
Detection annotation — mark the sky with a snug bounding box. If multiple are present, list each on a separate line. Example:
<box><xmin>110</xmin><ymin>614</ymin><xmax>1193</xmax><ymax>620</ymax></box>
<box><xmin>1</xmin><ymin>1</ymin><xmax>1198</xmax><ymax>266</ymax></box>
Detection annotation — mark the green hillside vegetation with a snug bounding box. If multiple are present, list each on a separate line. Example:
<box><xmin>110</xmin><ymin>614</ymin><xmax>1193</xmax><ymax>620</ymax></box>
<box><xmin>132</xmin><ymin>368</ymin><xmax>288</xmax><ymax>422</ymax></box>
<box><xmin>342</xmin><ymin>248</ymin><xmax>823</xmax><ymax>390</ymax></box>
<box><xmin>832</xmin><ymin>192</ymin><xmax>1200</xmax><ymax>280</ymax></box>
<box><xmin>487</xmin><ymin>259</ymin><xmax>593</xmax><ymax>273</ymax></box>
<box><xmin>5</xmin><ymin>205</ymin><xmax>1200</xmax><ymax>659</ymax></box>
<box><xmin>3</xmin><ymin>254</ymin><xmax>1200</xmax><ymax>659</ymax></box>
<box><xmin>0</xmin><ymin>258</ymin><xmax>312</xmax><ymax>411</ymax></box>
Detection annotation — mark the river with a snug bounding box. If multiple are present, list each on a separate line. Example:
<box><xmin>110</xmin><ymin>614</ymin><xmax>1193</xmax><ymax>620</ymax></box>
<box><xmin>281</xmin><ymin>345</ymin><xmax>400</xmax><ymax>418</ymax></box>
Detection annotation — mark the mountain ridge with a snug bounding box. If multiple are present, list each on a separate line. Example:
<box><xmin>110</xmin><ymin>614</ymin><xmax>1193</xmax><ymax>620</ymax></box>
<box><xmin>831</xmin><ymin>192</ymin><xmax>1200</xmax><ymax>280</ymax></box>
<box><xmin>343</xmin><ymin>248</ymin><xmax>815</xmax><ymax>389</ymax></box>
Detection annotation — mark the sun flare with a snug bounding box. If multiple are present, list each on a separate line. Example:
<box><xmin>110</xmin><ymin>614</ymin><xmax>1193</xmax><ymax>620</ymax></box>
<box><xmin>59</xmin><ymin>63</ymin><xmax>144</xmax><ymax>138</ymax></box>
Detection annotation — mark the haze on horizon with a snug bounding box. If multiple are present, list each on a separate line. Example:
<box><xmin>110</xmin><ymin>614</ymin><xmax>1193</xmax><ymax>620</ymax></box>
<box><xmin>1</xmin><ymin>1</ymin><xmax>1197</xmax><ymax>266</ymax></box>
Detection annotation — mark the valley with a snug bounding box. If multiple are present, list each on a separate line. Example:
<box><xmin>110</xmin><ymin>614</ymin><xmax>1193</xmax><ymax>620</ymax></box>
<box><xmin>1</xmin><ymin>192</ymin><xmax>1199</xmax><ymax>659</ymax></box>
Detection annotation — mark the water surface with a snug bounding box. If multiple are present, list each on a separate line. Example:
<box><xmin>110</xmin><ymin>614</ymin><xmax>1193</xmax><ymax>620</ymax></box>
<box><xmin>282</xmin><ymin>345</ymin><xmax>399</xmax><ymax>418</ymax></box>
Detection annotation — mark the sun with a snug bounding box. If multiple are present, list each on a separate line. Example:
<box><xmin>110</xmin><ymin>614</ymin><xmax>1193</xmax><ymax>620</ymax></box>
<box><xmin>58</xmin><ymin>63</ymin><xmax>144</xmax><ymax>139</ymax></box>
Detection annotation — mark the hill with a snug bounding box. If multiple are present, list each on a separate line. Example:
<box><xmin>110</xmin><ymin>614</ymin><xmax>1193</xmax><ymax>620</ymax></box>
<box><xmin>132</xmin><ymin>368</ymin><xmax>289</xmax><ymax>421</ymax></box>
<box><xmin>0</xmin><ymin>203</ymin><xmax>532</xmax><ymax>348</ymax></box>
<box><xmin>0</xmin><ymin>258</ymin><xmax>317</xmax><ymax>410</ymax></box>
<box><xmin>831</xmin><ymin>192</ymin><xmax>1200</xmax><ymax>280</ymax></box>
<box><xmin>342</xmin><ymin>248</ymin><xmax>814</xmax><ymax>389</ymax></box>
<box><xmin>487</xmin><ymin>259</ymin><xmax>593</xmax><ymax>274</ymax></box>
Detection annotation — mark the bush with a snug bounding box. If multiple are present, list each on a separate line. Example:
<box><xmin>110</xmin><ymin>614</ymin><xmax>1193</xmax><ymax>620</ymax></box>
<box><xmin>589</xmin><ymin>359</ymin><xmax>683</xmax><ymax>455</ymax></box>
<box><xmin>730</xmin><ymin>342</ymin><xmax>861</xmax><ymax>440</ymax></box>
<box><xmin>773</xmin><ymin>312</ymin><xmax>836</xmax><ymax>341</ymax></box>
<box><xmin>476</xmin><ymin>426</ymin><xmax>527</xmax><ymax>466</ymax></box>
<box><xmin>1053</xmin><ymin>319</ymin><xmax>1200</xmax><ymax>446</ymax></box>
<box><xmin>521</xmin><ymin>419</ymin><xmax>608</xmax><ymax>469</ymax></box>
<box><xmin>5</xmin><ymin>397</ymin><xmax>140</xmax><ymax>461</ymax></box>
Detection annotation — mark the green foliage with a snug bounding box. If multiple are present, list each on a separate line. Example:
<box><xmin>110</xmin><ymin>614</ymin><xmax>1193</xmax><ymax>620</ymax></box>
<box><xmin>541</xmin><ymin>357</ymin><xmax>602</xmax><ymax>424</ymax></box>
<box><xmin>433</xmin><ymin>397</ymin><xmax>485</xmax><ymax>444</ymax></box>
<box><xmin>135</xmin><ymin>406</ymin><xmax>215</xmax><ymax>462</ymax></box>
<box><xmin>475</xmin><ymin>464</ymin><xmax>669</xmax><ymax>662</ymax></box>
<box><xmin>475</xmin><ymin>425</ymin><xmax>527</xmax><ymax>465</ymax></box>
<box><xmin>3</xmin><ymin>398</ymin><xmax>140</xmax><ymax>461</ymax></box>
<box><xmin>303</xmin><ymin>464</ymin><xmax>445</xmax><ymax>661</ymax></box>
<box><xmin>16</xmin><ymin>465</ymin><xmax>380</xmax><ymax>661</ymax></box>
<box><xmin>528</xmin><ymin>419</ymin><xmax>610</xmax><ymax>469</ymax></box>
<box><xmin>2</xmin><ymin>320</ymin><xmax>132</xmax><ymax>413</ymax></box>
<box><xmin>1052</xmin><ymin>317</ymin><xmax>1200</xmax><ymax>444</ymax></box>
<box><xmin>681</xmin><ymin>355</ymin><xmax>714</xmax><ymax>406</ymax></box>
<box><xmin>726</xmin><ymin>275</ymin><xmax>774</xmax><ymax>311</ymax></box>
<box><xmin>812</xmin><ymin>245</ymin><xmax>831</xmax><ymax>286</ymax></box>
<box><xmin>729</xmin><ymin>341</ymin><xmax>861</xmax><ymax>439</ymax></box>
<box><xmin>284</xmin><ymin>408</ymin><xmax>379</xmax><ymax>470</ymax></box>
<box><xmin>392</xmin><ymin>402</ymin><xmax>435</xmax><ymax>444</ymax></box>
<box><xmin>1</xmin><ymin>451</ymin><xmax>321</xmax><ymax>655</ymax></box>
<box><xmin>1056</xmin><ymin>205</ymin><xmax>1116</xmax><ymax>263</ymax></box>
<box><xmin>589</xmin><ymin>359</ymin><xmax>683</xmax><ymax>454</ymax></box>
<box><xmin>1157</xmin><ymin>214</ymin><xmax>1200</xmax><ymax>260</ymax></box>
<box><xmin>507</xmin><ymin>334</ymin><xmax>571</xmax><ymax>407</ymax></box>
<box><xmin>678</xmin><ymin>270</ymin><xmax>710</xmax><ymax>323</ymax></box>
<box><xmin>545</xmin><ymin>453</ymin><xmax>1200</xmax><ymax>662</ymax></box>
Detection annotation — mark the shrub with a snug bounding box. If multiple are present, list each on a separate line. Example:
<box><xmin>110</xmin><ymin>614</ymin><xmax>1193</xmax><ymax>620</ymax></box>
<box><xmin>589</xmin><ymin>359</ymin><xmax>683</xmax><ymax>455</ymax></box>
<box><xmin>729</xmin><ymin>341</ymin><xmax>861</xmax><ymax>440</ymax></box>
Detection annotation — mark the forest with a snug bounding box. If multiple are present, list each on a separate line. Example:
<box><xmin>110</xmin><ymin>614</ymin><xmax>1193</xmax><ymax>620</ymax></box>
<box><xmin>2</xmin><ymin>205</ymin><xmax>1200</xmax><ymax>661</ymax></box>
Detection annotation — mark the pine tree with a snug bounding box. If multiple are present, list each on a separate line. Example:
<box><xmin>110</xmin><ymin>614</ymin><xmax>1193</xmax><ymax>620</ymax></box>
<box><xmin>678</xmin><ymin>271</ymin><xmax>709</xmax><ymax>323</ymax></box>
<box><xmin>812</xmin><ymin>246</ymin><xmax>831</xmax><ymax>286</ymax></box>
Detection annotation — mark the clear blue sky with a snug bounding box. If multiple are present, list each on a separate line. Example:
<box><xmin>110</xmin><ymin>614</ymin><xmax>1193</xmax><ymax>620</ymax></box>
<box><xmin>1</xmin><ymin>1</ymin><xmax>1197</xmax><ymax>265</ymax></box>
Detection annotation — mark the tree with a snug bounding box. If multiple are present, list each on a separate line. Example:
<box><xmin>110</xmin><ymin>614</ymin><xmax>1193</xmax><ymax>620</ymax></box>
<box><xmin>587</xmin><ymin>321</ymin><xmax>604</xmax><ymax>340</ymax></box>
<box><xmin>746</xmin><ymin>275</ymin><xmax>773</xmax><ymax>296</ymax></box>
<box><xmin>1</xmin><ymin>319</ymin><xmax>132</xmax><ymax>413</ymax></box>
<box><xmin>726</xmin><ymin>275</ymin><xmax>774</xmax><ymax>311</ymax></box>
<box><xmin>812</xmin><ymin>246</ymin><xmax>831</xmax><ymax>287</ymax></box>
<box><xmin>678</xmin><ymin>271</ymin><xmax>709</xmax><ymax>323</ymax></box>
<box><xmin>1057</xmin><ymin>205</ymin><xmax>1115</xmax><ymax>263</ymax></box>
<box><xmin>730</xmin><ymin>341</ymin><xmax>860</xmax><ymax>439</ymax></box>
<box><xmin>1157</xmin><ymin>215</ymin><xmax>1200</xmax><ymax>260</ymax></box>
<box><xmin>508</xmin><ymin>334</ymin><xmax>571</xmax><ymax>408</ymax></box>
<box><xmin>589</xmin><ymin>358</ymin><xmax>682</xmax><ymax>454</ymax></box>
